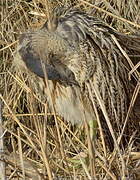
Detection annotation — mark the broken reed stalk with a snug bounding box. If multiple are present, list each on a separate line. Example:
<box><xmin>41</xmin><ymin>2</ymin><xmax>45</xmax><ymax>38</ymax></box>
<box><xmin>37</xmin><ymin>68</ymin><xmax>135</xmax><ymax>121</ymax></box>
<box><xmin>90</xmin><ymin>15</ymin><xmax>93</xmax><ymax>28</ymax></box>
<box><xmin>0</xmin><ymin>98</ymin><xmax>6</xmax><ymax>180</ymax></box>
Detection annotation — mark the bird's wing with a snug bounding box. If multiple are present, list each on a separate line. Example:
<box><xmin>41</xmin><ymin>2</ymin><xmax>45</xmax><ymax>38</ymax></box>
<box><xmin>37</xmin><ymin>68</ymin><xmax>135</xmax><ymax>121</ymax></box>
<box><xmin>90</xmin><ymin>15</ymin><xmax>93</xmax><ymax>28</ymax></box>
<box><xmin>53</xmin><ymin>9</ymin><xmax>130</xmax><ymax>121</ymax></box>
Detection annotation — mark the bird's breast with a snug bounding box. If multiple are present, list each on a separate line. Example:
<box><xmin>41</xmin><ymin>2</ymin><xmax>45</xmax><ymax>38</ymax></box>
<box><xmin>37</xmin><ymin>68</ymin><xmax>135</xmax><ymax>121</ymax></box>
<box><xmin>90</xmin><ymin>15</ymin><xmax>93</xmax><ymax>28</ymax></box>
<box><xmin>43</xmin><ymin>80</ymin><xmax>95</xmax><ymax>124</ymax></box>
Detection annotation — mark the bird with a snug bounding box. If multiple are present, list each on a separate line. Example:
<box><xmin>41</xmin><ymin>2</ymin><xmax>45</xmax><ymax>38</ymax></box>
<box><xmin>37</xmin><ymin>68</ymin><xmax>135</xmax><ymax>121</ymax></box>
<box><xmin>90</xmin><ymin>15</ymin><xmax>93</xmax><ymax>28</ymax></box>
<box><xmin>15</xmin><ymin>7</ymin><xmax>140</xmax><ymax>149</ymax></box>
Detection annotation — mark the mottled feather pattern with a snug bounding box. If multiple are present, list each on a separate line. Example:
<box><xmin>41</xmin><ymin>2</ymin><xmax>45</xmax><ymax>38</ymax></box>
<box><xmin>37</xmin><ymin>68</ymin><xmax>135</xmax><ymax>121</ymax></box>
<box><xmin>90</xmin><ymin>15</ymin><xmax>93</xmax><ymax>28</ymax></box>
<box><xmin>15</xmin><ymin>8</ymin><xmax>132</xmax><ymax>136</ymax></box>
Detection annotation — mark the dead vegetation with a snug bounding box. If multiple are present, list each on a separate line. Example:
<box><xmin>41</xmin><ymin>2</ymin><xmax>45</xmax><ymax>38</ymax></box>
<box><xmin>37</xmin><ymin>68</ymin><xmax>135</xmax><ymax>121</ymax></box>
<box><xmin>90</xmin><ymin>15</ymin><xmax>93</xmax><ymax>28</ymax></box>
<box><xmin>0</xmin><ymin>0</ymin><xmax>140</xmax><ymax>179</ymax></box>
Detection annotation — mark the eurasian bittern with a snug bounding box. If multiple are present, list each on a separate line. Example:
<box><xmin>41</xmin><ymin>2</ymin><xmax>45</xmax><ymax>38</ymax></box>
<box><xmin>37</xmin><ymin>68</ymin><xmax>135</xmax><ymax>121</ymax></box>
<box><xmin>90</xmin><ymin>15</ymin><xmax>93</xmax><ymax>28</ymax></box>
<box><xmin>15</xmin><ymin>8</ymin><xmax>140</xmax><ymax>149</ymax></box>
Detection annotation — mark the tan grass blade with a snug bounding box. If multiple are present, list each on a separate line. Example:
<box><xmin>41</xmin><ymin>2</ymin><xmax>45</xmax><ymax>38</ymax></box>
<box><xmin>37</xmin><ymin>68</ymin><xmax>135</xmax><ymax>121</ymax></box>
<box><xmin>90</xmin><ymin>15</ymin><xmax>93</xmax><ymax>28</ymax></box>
<box><xmin>89</xmin><ymin>80</ymin><xmax>126</xmax><ymax>178</ymax></box>
<box><xmin>0</xmin><ymin>99</ymin><xmax>6</xmax><ymax>180</ymax></box>
<box><xmin>18</xmin><ymin>128</ymin><xmax>25</xmax><ymax>179</ymax></box>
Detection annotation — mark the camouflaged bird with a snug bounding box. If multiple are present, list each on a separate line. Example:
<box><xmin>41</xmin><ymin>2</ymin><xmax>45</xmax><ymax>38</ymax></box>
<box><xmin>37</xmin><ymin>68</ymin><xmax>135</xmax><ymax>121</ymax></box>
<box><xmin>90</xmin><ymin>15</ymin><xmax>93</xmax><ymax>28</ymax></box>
<box><xmin>15</xmin><ymin>8</ymin><xmax>138</xmax><ymax>143</ymax></box>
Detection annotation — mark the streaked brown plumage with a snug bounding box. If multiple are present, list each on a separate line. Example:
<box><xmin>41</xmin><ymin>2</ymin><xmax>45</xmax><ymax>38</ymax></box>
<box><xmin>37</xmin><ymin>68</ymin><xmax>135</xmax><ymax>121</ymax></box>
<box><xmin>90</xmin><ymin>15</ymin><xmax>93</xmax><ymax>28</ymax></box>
<box><xmin>15</xmin><ymin>8</ymin><xmax>140</xmax><ymax>148</ymax></box>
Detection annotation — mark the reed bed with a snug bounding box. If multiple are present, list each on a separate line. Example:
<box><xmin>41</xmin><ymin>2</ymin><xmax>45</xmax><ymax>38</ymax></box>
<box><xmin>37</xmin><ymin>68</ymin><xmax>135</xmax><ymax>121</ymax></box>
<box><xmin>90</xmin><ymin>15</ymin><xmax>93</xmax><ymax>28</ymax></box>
<box><xmin>0</xmin><ymin>0</ymin><xmax>140</xmax><ymax>179</ymax></box>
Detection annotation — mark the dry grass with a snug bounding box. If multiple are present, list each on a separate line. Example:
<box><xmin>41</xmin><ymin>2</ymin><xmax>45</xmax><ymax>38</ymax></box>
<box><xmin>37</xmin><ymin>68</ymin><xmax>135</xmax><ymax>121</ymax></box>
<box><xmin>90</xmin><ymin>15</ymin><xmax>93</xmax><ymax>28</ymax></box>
<box><xmin>0</xmin><ymin>0</ymin><xmax>140</xmax><ymax>179</ymax></box>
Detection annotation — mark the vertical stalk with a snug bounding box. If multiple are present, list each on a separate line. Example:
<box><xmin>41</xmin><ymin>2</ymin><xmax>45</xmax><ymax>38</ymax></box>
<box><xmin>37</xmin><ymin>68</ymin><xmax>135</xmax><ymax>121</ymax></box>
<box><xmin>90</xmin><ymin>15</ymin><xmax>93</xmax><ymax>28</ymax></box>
<box><xmin>0</xmin><ymin>98</ymin><xmax>6</xmax><ymax>180</ymax></box>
